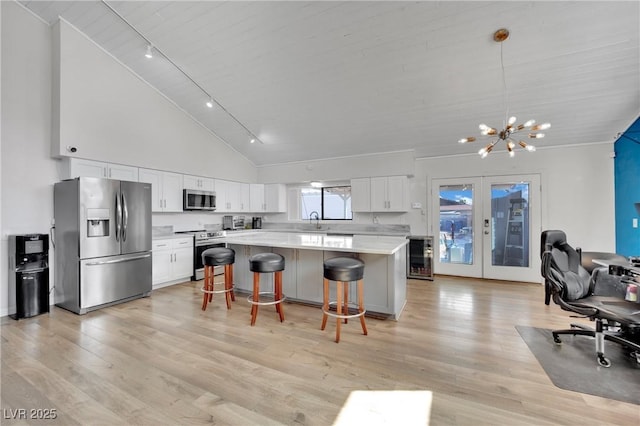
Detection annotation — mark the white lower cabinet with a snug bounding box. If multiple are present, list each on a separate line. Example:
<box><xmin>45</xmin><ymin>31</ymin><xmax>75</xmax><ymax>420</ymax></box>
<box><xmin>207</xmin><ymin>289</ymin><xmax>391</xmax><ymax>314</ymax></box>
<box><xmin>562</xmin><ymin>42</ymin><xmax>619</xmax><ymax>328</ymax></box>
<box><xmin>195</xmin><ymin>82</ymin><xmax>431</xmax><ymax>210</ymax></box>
<box><xmin>152</xmin><ymin>237</ymin><xmax>193</xmax><ymax>289</ymax></box>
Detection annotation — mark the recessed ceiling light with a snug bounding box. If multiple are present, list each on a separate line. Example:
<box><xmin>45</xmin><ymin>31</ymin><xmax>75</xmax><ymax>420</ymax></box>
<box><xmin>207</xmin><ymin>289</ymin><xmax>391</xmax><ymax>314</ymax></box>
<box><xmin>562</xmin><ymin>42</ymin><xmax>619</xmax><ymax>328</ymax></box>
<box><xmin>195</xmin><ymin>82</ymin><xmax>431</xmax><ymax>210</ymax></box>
<box><xmin>206</xmin><ymin>98</ymin><xmax>214</xmax><ymax>108</ymax></box>
<box><xmin>144</xmin><ymin>45</ymin><xmax>153</xmax><ymax>59</ymax></box>
<box><xmin>250</xmin><ymin>138</ymin><xmax>256</xmax><ymax>144</ymax></box>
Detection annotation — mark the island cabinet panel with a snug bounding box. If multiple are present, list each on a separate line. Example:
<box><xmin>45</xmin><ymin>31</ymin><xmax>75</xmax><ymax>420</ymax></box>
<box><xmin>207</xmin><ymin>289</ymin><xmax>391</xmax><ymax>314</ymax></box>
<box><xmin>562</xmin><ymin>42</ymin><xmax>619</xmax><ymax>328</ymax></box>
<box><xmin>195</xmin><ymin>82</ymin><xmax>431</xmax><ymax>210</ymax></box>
<box><xmin>293</xmin><ymin>250</ymin><xmax>324</xmax><ymax>303</ymax></box>
<box><xmin>229</xmin><ymin>245</ymin><xmax>274</xmax><ymax>293</ymax></box>
<box><xmin>271</xmin><ymin>247</ymin><xmax>298</xmax><ymax>299</ymax></box>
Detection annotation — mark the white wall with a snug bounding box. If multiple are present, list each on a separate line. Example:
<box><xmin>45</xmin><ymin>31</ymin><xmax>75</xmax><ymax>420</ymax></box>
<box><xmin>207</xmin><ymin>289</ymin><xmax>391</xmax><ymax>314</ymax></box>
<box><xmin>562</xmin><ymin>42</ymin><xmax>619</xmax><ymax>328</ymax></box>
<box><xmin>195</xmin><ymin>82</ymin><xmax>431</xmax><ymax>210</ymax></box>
<box><xmin>406</xmin><ymin>142</ymin><xmax>616</xmax><ymax>252</ymax></box>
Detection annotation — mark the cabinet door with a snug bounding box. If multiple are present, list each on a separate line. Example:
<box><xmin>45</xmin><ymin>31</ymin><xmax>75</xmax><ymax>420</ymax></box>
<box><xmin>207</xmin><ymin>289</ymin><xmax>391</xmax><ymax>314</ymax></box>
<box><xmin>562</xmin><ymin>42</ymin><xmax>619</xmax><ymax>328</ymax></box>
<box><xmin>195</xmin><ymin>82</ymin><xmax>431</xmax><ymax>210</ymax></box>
<box><xmin>239</xmin><ymin>183</ymin><xmax>251</xmax><ymax>212</ymax></box>
<box><xmin>162</xmin><ymin>172</ymin><xmax>184</xmax><ymax>212</ymax></box>
<box><xmin>296</xmin><ymin>250</ymin><xmax>324</xmax><ymax>303</ymax></box>
<box><xmin>350</xmin><ymin>178</ymin><xmax>371</xmax><ymax>212</ymax></box>
<box><xmin>386</xmin><ymin>176</ymin><xmax>407</xmax><ymax>211</ymax></box>
<box><xmin>228</xmin><ymin>244</ymin><xmax>250</xmax><ymax>291</ymax></box>
<box><xmin>69</xmin><ymin>158</ymin><xmax>107</xmax><ymax>178</ymax></box>
<box><xmin>172</xmin><ymin>247</ymin><xmax>194</xmax><ymax>280</ymax></box>
<box><xmin>215</xmin><ymin>180</ymin><xmax>229</xmax><ymax>212</ymax></box>
<box><xmin>369</xmin><ymin>177</ymin><xmax>388</xmax><ymax>211</ymax></box>
<box><xmin>108</xmin><ymin>164</ymin><xmax>138</xmax><ymax>181</ymax></box>
<box><xmin>152</xmin><ymin>247</ymin><xmax>172</xmax><ymax>285</ymax></box>
<box><xmin>139</xmin><ymin>169</ymin><xmax>163</xmax><ymax>212</ymax></box>
<box><xmin>265</xmin><ymin>184</ymin><xmax>286</xmax><ymax>212</ymax></box>
<box><xmin>272</xmin><ymin>247</ymin><xmax>297</xmax><ymax>299</ymax></box>
<box><xmin>250</xmin><ymin>184</ymin><xmax>265</xmax><ymax>212</ymax></box>
<box><xmin>183</xmin><ymin>174</ymin><xmax>201</xmax><ymax>190</ymax></box>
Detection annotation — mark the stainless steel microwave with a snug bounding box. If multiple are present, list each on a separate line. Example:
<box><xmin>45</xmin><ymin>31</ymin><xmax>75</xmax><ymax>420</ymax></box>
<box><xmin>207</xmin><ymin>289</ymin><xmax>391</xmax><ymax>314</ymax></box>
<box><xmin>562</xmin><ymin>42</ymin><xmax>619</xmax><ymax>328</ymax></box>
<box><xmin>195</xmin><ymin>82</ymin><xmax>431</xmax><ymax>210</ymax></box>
<box><xmin>183</xmin><ymin>189</ymin><xmax>216</xmax><ymax>211</ymax></box>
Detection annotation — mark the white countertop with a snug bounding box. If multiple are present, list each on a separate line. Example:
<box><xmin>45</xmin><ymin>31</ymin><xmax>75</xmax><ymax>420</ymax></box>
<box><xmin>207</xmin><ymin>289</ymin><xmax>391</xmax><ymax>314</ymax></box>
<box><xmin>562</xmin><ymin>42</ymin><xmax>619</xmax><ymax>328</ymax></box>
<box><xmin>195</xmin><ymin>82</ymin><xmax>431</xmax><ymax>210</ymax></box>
<box><xmin>221</xmin><ymin>231</ymin><xmax>408</xmax><ymax>255</ymax></box>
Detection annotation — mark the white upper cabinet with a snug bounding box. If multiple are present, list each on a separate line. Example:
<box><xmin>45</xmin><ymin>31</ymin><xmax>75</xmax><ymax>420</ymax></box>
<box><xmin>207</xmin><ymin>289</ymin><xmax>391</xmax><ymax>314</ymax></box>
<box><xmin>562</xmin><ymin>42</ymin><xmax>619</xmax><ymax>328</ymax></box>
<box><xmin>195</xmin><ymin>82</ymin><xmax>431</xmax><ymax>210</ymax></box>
<box><xmin>265</xmin><ymin>184</ymin><xmax>287</xmax><ymax>212</ymax></box>
<box><xmin>250</xmin><ymin>183</ymin><xmax>266</xmax><ymax>212</ymax></box>
<box><xmin>139</xmin><ymin>168</ymin><xmax>183</xmax><ymax>212</ymax></box>
<box><xmin>370</xmin><ymin>176</ymin><xmax>408</xmax><ymax>212</ymax></box>
<box><xmin>183</xmin><ymin>174</ymin><xmax>214</xmax><ymax>192</ymax></box>
<box><xmin>215</xmin><ymin>180</ymin><xmax>249</xmax><ymax>212</ymax></box>
<box><xmin>350</xmin><ymin>178</ymin><xmax>371</xmax><ymax>212</ymax></box>
<box><xmin>63</xmin><ymin>158</ymin><xmax>138</xmax><ymax>181</ymax></box>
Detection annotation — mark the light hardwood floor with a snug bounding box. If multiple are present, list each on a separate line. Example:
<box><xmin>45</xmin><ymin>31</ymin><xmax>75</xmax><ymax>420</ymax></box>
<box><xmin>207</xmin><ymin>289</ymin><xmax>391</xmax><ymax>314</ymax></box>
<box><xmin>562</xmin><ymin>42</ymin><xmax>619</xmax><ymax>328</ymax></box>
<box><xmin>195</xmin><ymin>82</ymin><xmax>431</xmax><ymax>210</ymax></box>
<box><xmin>2</xmin><ymin>276</ymin><xmax>639</xmax><ymax>425</ymax></box>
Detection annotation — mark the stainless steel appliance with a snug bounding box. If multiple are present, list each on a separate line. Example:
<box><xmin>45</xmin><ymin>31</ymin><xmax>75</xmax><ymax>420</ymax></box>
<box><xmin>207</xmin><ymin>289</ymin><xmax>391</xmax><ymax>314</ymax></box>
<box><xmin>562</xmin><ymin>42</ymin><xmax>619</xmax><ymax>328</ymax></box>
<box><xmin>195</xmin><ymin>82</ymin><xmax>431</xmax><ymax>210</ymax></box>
<box><xmin>407</xmin><ymin>235</ymin><xmax>434</xmax><ymax>280</ymax></box>
<box><xmin>183</xmin><ymin>189</ymin><xmax>216</xmax><ymax>211</ymax></box>
<box><xmin>252</xmin><ymin>217</ymin><xmax>262</xmax><ymax>229</ymax></box>
<box><xmin>8</xmin><ymin>234</ymin><xmax>50</xmax><ymax>319</ymax></box>
<box><xmin>176</xmin><ymin>230</ymin><xmax>226</xmax><ymax>280</ymax></box>
<box><xmin>54</xmin><ymin>177</ymin><xmax>152</xmax><ymax>314</ymax></box>
<box><xmin>223</xmin><ymin>215</ymin><xmax>245</xmax><ymax>230</ymax></box>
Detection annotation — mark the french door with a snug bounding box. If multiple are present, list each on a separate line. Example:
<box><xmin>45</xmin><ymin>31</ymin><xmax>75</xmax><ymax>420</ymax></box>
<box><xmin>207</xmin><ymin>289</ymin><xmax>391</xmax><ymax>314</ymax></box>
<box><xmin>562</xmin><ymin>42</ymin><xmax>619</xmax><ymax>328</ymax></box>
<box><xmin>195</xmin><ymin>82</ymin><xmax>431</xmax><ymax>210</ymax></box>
<box><xmin>431</xmin><ymin>174</ymin><xmax>541</xmax><ymax>283</ymax></box>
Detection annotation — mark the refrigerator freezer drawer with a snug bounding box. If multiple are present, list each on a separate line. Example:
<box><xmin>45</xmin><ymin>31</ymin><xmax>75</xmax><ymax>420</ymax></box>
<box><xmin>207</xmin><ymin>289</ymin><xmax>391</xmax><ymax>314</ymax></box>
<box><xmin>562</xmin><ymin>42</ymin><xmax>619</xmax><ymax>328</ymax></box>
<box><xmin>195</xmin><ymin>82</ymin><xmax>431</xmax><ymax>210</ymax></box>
<box><xmin>80</xmin><ymin>252</ymin><xmax>152</xmax><ymax>311</ymax></box>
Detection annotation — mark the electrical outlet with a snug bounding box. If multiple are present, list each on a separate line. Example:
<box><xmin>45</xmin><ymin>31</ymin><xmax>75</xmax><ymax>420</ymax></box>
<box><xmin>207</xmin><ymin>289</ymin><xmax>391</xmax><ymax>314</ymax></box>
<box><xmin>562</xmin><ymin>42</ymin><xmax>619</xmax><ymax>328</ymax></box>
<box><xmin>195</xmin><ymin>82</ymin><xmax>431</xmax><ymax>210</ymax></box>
<box><xmin>633</xmin><ymin>218</ymin><xmax>638</xmax><ymax>228</ymax></box>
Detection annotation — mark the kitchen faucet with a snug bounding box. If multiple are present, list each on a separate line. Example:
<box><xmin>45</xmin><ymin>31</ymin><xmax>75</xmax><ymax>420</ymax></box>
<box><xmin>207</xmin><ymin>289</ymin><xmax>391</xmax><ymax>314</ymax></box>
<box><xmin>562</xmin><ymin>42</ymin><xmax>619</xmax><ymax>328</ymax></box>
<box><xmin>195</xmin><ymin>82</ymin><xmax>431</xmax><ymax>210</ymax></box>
<box><xmin>309</xmin><ymin>211</ymin><xmax>321</xmax><ymax>229</ymax></box>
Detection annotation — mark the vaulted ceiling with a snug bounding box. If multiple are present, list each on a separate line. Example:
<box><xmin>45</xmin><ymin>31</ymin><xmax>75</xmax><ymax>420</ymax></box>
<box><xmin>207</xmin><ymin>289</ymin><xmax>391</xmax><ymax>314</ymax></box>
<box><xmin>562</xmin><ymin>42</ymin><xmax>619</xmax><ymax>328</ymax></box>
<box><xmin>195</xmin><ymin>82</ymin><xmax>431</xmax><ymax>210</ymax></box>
<box><xmin>20</xmin><ymin>1</ymin><xmax>640</xmax><ymax>166</ymax></box>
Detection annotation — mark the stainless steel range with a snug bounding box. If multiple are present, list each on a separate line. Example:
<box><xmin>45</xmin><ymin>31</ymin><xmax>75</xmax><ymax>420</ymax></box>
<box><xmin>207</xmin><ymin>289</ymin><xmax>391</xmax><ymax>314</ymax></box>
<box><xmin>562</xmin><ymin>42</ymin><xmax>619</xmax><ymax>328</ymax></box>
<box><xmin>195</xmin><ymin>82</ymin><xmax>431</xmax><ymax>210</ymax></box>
<box><xmin>176</xmin><ymin>230</ymin><xmax>226</xmax><ymax>280</ymax></box>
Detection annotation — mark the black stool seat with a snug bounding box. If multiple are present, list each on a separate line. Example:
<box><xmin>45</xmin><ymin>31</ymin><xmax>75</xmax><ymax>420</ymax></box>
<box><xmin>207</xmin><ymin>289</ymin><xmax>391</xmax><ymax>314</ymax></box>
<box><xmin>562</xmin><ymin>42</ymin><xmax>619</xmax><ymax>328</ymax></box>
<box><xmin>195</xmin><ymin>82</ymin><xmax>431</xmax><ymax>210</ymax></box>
<box><xmin>324</xmin><ymin>257</ymin><xmax>365</xmax><ymax>282</ymax></box>
<box><xmin>202</xmin><ymin>247</ymin><xmax>235</xmax><ymax>266</ymax></box>
<box><xmin>249</xmin><ymin>253</ymin><xmax>285</xmax><ymax>273</ymax></box>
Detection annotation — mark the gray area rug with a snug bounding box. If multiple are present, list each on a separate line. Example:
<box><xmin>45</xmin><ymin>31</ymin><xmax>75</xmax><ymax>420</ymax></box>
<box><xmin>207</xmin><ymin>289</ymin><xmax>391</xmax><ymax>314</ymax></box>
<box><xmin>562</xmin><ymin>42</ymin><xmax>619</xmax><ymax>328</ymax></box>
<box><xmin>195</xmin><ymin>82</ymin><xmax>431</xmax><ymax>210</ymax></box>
<box><xmin>516</xmin><ymin>326</ymin><xmax>640</xmax><ymax>405</ymax></box>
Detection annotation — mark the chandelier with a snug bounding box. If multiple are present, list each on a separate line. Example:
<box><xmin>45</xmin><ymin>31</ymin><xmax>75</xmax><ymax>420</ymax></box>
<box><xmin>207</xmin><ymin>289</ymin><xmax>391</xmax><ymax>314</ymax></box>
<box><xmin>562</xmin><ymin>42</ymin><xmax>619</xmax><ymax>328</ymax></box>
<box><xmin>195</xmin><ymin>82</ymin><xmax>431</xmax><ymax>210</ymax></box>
<box><xmin>458</xmin><ymin>29</ymin><xmax>550</xmax><ymax>158</ymax></box>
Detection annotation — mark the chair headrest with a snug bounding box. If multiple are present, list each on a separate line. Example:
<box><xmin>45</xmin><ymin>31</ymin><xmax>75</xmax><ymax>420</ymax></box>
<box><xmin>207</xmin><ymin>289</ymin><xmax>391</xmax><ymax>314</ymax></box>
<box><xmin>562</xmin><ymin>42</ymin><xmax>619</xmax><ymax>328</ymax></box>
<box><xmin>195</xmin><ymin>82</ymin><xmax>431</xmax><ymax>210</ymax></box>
<box><xmin>540</xmin><ymin>230</ymin><xmax>567</xmax><ymax>257</ymax></box>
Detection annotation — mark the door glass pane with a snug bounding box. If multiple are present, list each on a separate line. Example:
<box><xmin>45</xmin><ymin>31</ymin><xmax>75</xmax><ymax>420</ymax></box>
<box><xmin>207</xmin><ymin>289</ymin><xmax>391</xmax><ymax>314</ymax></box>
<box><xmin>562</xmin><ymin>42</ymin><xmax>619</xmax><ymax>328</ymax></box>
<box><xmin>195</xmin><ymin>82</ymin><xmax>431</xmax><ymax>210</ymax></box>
<box><xmin>439</xmin><ymin>184</ymin><xmax>474</xmax><ymax>265</ymax></box>
<box><xmin>490</xmin><ymin>183</ymin><xmax>529</xmax><ymax>267</ymax></box>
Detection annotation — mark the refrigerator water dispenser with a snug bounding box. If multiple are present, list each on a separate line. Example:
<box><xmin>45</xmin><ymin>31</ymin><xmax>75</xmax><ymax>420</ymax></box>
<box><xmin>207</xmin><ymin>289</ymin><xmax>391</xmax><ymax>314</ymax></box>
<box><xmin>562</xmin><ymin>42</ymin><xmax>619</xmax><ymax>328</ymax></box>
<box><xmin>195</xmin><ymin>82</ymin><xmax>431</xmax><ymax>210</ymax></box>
<box><xmin>86</xmin><ymin>208</ymin><xmax>110</xmax><ymax>237</ymax></box>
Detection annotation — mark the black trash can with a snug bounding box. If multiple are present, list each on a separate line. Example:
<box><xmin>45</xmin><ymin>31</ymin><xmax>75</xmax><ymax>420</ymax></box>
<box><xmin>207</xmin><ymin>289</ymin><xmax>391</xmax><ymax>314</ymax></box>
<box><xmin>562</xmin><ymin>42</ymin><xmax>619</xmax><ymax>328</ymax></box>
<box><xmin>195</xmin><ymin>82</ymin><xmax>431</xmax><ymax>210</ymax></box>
<box><xmin>9</xmin><ymin>234</ymin><xmax>50</xmax><ymax>320</ymax></box>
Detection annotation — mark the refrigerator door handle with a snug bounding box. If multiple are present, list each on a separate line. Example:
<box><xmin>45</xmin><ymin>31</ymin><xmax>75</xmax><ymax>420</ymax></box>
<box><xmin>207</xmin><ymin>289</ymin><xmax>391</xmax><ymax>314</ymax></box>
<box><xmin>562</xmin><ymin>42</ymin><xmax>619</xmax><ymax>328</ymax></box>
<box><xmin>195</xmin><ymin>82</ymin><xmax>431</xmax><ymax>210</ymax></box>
<box><xmin>115</xmin><ymin>192</ymin><xmax>122</xmax><ymax>242</ymax></box>
<box><xmin>85</xmin><ymin>253</ymin><xmax>151</xmax><ymax>266</ymax></box>
<box><xmin>122</xmin><ymin>192</ymin><xmax>128</xmax><ymax>242</ymax></box>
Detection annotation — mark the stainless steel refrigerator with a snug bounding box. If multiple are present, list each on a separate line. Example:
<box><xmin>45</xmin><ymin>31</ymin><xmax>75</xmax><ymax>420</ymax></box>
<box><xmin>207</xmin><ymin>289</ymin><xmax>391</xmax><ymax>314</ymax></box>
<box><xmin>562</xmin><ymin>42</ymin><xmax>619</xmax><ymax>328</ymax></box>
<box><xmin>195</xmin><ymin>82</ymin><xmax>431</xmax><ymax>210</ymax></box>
<box><xmin>54</xmin><ymin>177</ymin><xmax>152</xmax><ymax>314</ymax></box>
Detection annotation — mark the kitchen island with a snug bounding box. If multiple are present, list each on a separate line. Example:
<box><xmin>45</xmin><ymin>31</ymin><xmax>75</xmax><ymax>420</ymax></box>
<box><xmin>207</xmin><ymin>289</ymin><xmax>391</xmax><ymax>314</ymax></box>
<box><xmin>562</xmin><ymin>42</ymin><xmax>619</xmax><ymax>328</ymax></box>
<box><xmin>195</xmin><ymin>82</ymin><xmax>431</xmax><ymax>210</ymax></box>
<box><xmin>222</xmin><ymin>232</ymin><xmax>408</xmax><ymax>319</ymax></box>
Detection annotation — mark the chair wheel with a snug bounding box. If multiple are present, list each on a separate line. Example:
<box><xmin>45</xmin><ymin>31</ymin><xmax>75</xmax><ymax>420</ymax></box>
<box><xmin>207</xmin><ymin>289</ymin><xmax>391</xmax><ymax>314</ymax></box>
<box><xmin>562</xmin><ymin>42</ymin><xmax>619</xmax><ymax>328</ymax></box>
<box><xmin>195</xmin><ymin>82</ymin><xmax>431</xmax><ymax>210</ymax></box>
<box><xmin>597</xmin><ymin>355</ymin><xmax>611</xmax><ymax>368</ymax></box>
<box><xmin>553</xmin><ymin>334</ymin><xmax>562</xmax><ymax>345</ymax></box>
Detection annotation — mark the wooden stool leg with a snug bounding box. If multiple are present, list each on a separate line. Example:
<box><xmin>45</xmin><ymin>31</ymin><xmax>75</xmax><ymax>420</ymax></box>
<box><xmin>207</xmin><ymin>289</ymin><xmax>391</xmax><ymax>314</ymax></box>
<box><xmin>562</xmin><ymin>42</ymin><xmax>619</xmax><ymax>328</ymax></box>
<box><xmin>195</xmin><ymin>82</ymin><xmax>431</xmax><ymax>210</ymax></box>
<box><xmin>229</xmin><ymin>264</ymin><xmax>236</xmax><ymax>301</ymax></box>
<box><xmin>321</xmin><ymin>278</ymin><xmax>329</xmax><ymax>330</ymax></box>
<box><xmin>210</xmin><ymin>266</ymin><xmax>216</xmax><ymax>303</ymax></box>
<box><xmin>343</xmin><ymin>281</ymin><xmax>349</xmax><ymax>324</ymax></box>
<box><xmin>202</xmin><ymin>265</ymin><xmax>210</xmax><ymax>311</ymax></box>
<box><xmin>358</xmin><ymin>279</ymin><xmax>368</xmax><ymax>335</ymax></box>
<box><xmin>224</xmin><ymin>264</ymin><xmax>232</xmax><ymax>309</ymax></box>
<box><xmin>335</xmin><ymin>281</ymin><xmax>343</xmax><ymax>343</ymax></box>
<box><xmin>251</xmin><ymin>272</ymin><xmax>260</xmax><ymax>326</ymax></box>
<box><xmin>275</xmin><ymin>271</ymin><xmax>285</xmax><ymax>322</ymax></box>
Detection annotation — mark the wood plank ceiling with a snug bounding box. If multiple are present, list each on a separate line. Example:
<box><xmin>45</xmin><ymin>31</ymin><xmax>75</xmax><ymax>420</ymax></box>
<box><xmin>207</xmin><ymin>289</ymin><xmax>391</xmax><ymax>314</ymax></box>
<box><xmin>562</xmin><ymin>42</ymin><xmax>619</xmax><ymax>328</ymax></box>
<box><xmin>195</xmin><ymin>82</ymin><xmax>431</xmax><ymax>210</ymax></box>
<box><xmin>20</xmin><ymin>1</ymin><xmax>640</xmax><ymax>166</ymax></box>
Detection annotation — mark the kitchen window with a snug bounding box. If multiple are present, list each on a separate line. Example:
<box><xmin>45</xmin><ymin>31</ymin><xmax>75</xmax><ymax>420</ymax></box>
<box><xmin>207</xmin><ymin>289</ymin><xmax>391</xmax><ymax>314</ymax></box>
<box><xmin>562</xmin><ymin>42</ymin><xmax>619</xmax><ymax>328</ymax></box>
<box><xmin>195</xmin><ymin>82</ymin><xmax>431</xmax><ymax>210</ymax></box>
<box><xmin>300</xmin><ymin>186</ymin><xmax>352</xmax><ymax>220</ymax></box>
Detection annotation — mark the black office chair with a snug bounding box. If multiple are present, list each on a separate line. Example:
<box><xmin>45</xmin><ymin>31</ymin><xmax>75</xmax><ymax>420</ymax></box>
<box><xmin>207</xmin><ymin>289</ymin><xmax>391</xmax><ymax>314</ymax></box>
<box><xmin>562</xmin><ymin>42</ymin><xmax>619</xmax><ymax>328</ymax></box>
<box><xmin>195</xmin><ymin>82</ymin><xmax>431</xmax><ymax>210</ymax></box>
<box><xmin>540</xmin><ymin>230</ymin><xmax>640</xmax><ymax>367</ymax></box>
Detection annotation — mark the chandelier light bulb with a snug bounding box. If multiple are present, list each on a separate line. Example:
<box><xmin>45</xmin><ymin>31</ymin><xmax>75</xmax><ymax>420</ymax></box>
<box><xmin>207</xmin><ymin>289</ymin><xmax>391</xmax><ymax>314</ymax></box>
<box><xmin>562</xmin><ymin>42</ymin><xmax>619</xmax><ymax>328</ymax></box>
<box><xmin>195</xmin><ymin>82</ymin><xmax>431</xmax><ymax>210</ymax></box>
<box><xmin>458</xmin><ymin>137</ymin><xmax>476</xmax><ymax>144</ymax></box>
<box><xmin>518</xmin><ymin>140</ymin><xmax>536</xmax><ymax>152</ymax></box>
<box><xmin>531</xmin><ymin>123</ymin><xmax>551</xmax><ymax>131</ymax></box>
<box><xmin>145</xmin><ymin>45</ymin><xmax>153</xmax><ymax>59</ymax></box>
<box><xmin>479</xmin><ymin>124</ymin><xmax>489</xmax><ymax>131</ymax></box>
<box><xmin>508</xmin><ymin>116</ymin><xmax>517</xmax><ymax>126</ymax></box>
<box><xmin>529</xmin><ymin>133</ymin><xmax>545</xmax><ymax>139</ymax></box>
<box><xmin>523</xmin><ymin>119</ymin><xmax>535</xmax><ymax>127</ymax></box>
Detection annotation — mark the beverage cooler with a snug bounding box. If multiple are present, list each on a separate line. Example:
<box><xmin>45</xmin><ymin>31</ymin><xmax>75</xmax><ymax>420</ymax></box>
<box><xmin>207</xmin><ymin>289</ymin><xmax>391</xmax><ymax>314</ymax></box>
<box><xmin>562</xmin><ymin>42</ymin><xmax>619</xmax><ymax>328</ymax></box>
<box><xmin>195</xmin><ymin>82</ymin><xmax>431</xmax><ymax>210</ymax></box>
<box><xmin>8</xmin><ymin>234</ymin><xmax>50</xmax><ymax>319</ymax></box>
<box><xmin>407</xmin><ymin>236</ymin><xmax>434</xmax><ymax>280</ymax></box>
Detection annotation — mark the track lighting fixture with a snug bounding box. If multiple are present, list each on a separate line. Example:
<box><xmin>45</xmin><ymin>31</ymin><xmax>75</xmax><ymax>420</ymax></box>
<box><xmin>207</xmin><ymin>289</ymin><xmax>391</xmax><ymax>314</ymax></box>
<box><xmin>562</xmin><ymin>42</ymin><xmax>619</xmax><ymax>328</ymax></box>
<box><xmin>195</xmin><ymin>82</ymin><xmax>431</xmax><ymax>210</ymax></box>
<box><xmin>144</xmin><ymin>45</ymin><xmax>153</xmax><ymax>59</ymax></box>
<box><xmin>458</xmin><ymin>28</ymin><xmax>550</xmax><ymax>158</ymax></box>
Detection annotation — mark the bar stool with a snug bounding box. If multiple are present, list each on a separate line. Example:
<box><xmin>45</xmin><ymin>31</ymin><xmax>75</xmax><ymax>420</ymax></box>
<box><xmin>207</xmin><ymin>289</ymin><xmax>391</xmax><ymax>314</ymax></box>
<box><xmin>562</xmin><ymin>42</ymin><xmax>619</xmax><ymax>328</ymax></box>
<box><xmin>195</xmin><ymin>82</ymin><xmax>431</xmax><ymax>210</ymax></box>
<box><xmin>248</xmin><ymin>253</ymin><xmax>286</xmax><ymax>326</ymax></box>
<box><xmin>321</xmin><ymin>257</ymin><xmax>367</xmax><ymax>343</ymax></box>
<box><xmin>201</xmin><ymin>247</ymin><xmax>236</xmax><ymax>310</ymax></box>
